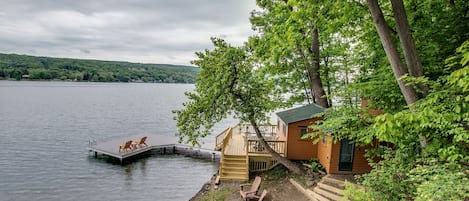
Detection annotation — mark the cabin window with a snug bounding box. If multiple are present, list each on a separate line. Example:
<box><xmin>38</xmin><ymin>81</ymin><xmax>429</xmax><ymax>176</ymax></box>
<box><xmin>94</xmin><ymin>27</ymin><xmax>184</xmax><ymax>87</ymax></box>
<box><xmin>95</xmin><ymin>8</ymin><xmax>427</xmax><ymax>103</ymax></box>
<box><xmin>299</xmin><ymin>126</ymin><xmax>308</xmax><ymax>137</ymax></box>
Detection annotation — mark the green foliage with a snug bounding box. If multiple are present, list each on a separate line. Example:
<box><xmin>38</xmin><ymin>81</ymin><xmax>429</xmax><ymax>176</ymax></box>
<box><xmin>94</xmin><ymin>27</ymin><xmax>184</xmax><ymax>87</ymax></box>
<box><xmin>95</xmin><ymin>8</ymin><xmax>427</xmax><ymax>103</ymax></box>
<box><xmin>174</xmin><ymin>0</ymin><xmax>468</xmax><ymax>199</ymax></box>
<box><xmin>409</xmin><ymin>162</ymin><xmax>469</xmax><ymax>201</ymax></box>
<box><xmin>344</xmin><ymin>41</ymin><xmax>469</xmax><ymax>201</ymax></box>
<box><xmin>308</xmin><ymin>158</ymin><xmax>324</xmax><ymax>172</ymax></box>
<box><xmin>343</xmin><ymin>182</ymin><xmax>376</xmax><ymax>201</ymax></box>
<box><xmin>0</xmin><ymin>53</ymin><xmax>199</xmax><ymax>83</ymax></box>
<box><xmin>174</xmin><ymin>38</ymin><xmax>287</xmax><ymax>146</ymax></box>
<box><xmin>355</xmin><ymin>148</ymin><xmax>418</xmax><ymax>201</ymax></box>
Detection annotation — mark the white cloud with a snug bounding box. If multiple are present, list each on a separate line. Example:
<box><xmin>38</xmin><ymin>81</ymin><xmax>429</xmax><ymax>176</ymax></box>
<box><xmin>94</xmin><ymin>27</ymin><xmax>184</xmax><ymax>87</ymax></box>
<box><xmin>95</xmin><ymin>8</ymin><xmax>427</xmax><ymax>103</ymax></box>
<box><xmin>0</xmin><ymin>0</ymin><xmax>257</xmax><ymax>65</ymax></box>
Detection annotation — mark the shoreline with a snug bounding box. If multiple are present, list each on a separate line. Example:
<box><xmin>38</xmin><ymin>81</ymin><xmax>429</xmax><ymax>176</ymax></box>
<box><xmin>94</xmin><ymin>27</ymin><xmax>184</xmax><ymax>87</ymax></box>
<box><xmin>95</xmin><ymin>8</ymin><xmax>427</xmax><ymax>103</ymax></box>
<box><xmin>0</xmin><ymin>79</ymin><xmax>195</xmax><ymax>84</ymax></box>
<box><xmin>189</xmin><ymin>173</ymin><xmax>218</xmax><ymax>201</ymax></box>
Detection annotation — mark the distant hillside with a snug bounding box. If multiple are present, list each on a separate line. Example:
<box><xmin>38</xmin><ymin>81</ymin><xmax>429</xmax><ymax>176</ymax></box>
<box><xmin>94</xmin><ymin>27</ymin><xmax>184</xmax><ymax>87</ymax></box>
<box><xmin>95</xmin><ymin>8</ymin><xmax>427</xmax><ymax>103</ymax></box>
<box><xmin>0</xmin><ymin>53</ymin><xmax>199</xmax><ymax>83</ymax></box>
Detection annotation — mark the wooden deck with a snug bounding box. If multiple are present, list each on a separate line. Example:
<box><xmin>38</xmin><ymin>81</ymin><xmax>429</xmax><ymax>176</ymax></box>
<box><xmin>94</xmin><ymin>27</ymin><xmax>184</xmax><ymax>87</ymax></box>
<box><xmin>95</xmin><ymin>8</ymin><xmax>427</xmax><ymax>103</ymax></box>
<box><xmin>223</xmin><ymin>133</ymin><xmax>246</xmax><ymax>155</ymax></box>
<box><xmin>216</xmin><ymin>124</ymin><xmax>284</xmax><ymax>181</ymax></box>
<box><xmin>87</xmin><ymin>134</ymin><xmax>218</xmax><ymax>162</ymax></box>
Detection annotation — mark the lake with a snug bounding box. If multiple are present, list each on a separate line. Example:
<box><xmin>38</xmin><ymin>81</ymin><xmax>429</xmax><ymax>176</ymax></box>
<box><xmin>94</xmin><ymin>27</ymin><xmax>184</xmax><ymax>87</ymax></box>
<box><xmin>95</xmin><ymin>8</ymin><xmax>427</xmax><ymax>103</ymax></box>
<box><xmin>0</xmin><ymin>81</ymin><xmax>233</xmax><ymax>201</ymax></box>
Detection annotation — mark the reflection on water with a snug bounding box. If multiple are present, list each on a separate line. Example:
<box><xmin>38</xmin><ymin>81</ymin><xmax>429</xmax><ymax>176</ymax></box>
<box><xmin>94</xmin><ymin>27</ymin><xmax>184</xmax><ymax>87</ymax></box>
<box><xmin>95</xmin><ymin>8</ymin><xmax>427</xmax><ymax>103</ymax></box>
<box><xmin>0</xmin><ymin>81</ymin><xmax>230</xmax><ymax>201</ymax></box>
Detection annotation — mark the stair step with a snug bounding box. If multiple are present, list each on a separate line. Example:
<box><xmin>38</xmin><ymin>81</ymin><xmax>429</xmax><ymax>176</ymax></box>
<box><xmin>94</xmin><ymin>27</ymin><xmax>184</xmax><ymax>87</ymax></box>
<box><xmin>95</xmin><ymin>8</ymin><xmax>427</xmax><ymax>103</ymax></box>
<box><xmin>310</xmin><ymin>190</ymin><xmax>330</xmax><ymax>201</ymax></box>
<box><xmin>317</xmin><ymin>182</ymin><xmax>344</xmax><ymax>195</ymax></box>
<box><xmin>314</xmin><ymin>186</ymin><xmax>342</xmax><ymax>201</ymax></box>
<box><xmin>322</xmin><ymin>176</ymin><xmax>346</xmax><ymax>186</ymax></box>
<box><xmin>221</xmin><ymin>165</ymin><xmax>248</xmax><ymax>171</ymax></box>
<box><xmin>220</xmin><ymin>173</ymin><xmax>248</xmax><ymax>180</ymax></box>
<box><xmin>224</xmin><ymin>154</ymin><xmax>246</xmax><ymax>158</ymax></box>
<box><xmin>222</xmin><ymin>161</ymin><xmax>246</xmax><ymax>166</ymax></box>
<box><xmin>321</xmin><ymin>181</ymin><xmax>345</xmax><ymax>190</ymax></box>
<box><xmin>219</xmin><ymin>175</ymin><xmax>248</xmax><ymax>181</ymax></box>
<box><xmin>223</xmin><ymin>157</ymin><xmax>246</xmax><ymax>161</ymax></box>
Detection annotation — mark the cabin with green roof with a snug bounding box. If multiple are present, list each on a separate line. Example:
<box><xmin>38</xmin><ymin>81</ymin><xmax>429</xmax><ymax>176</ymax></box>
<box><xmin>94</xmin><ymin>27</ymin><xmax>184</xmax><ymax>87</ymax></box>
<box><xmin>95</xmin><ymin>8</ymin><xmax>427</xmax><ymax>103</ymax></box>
<box><xmin>277</xmin><ymin>103</ymin><xmax>375</xmax><ymax>174</ymax></box>
<box><xmin>214</xmin><ymin>103</ymin><xmax>374</xmax><ymax>181</ymax></box>
<box><xmin>276</xmin><ymin>103</ymin><xmax>324</xmax><ymax>160</ymax></box>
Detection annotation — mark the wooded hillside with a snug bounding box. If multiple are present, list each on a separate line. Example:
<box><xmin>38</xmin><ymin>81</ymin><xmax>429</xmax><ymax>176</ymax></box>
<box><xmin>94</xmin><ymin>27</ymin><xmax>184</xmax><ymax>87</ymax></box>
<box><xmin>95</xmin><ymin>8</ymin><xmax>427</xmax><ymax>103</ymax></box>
<box><xmin>0</xmin><ymin>53</ymin><xmax>199</xmax><ymax>83</ymax></box>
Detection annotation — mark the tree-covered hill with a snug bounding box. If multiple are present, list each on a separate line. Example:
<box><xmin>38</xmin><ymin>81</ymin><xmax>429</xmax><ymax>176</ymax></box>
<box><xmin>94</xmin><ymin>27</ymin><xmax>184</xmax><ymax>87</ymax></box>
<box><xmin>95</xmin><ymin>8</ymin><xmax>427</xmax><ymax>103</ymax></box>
<box><xmin>0</xmin><ymin>53</ymin><xmax>199</xmax><ymax>83</ymax></box>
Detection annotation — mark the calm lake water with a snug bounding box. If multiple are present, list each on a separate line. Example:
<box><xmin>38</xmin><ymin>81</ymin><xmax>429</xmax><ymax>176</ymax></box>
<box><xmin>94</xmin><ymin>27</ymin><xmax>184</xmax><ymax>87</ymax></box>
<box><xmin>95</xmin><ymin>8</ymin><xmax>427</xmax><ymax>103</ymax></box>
<box><xmin>0</xmin><ymin>81</ymin><xmax>232</xmax><ymax>201</ymax></box>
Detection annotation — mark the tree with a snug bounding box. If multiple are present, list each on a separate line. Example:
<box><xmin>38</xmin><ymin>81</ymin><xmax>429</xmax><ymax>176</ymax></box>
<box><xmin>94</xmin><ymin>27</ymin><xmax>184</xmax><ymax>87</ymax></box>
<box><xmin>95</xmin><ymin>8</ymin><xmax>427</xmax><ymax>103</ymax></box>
<box><xmin>250</xmin><ymin>0</ymin><xmax>337</xmax><ymax>108</ymax></box>
<box><xmin>366</xmin><ymin>0</ymin><xmax>421</xmax><ymax>106</ymax></box>
<box><xmin>174</xmin><ymin>38</ymin><xmax>305</xmax><ymax>174</ymax></box>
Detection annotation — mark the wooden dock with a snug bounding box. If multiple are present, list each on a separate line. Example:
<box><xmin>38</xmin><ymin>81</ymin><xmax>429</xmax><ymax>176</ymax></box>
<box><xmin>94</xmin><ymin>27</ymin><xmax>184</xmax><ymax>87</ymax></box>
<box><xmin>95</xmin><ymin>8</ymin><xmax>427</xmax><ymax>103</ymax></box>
<box><xmin>87</xmin><ymin>134</ymin><xmax>219</xmax><ymax>163</ymax></box>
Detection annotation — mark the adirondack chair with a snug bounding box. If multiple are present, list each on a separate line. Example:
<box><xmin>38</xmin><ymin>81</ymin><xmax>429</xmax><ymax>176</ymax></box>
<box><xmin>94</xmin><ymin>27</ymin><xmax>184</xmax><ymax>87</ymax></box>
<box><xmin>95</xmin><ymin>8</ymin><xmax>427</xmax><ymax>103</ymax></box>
<box><xmin>240</xmin><ymin>176</ymin><xmax>262</xmax><ymax>201</ymax></box>
<box><xmin>249</xmin><ymin>190</ymin><xmax>268</xmax><ymax>201</ymax></box>
<box><xmin>135</xmin><ymin>136</ymin><xmax>148</xmax><ymax>148</ymax></box>
<box><xmin>119</xmin><ymin>140</ymin><xmax>133</xmax><ymax>152</ymax></box>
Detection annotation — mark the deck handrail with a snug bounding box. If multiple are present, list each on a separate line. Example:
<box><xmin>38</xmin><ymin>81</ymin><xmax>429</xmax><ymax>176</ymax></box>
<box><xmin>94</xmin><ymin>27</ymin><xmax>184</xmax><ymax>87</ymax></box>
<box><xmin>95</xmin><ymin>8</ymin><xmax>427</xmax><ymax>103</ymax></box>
<box><xmin>215</xmin><ymin>127</ymin><xmax>230</xmax><ymax>150</ymax></box>
<box><xmin>247</xmin><ymin>140</ymin><xmax>286</xmax><ymax>156</ymax></box>
<box><xmin>221</xmin><ymin>127</ymin><xmax>233</xmax><ymax>153</ymax></box>
<box><xmin>238</xmin><ymin>124</ymin><xmax>277</xmax><ymax>139</ymax></box>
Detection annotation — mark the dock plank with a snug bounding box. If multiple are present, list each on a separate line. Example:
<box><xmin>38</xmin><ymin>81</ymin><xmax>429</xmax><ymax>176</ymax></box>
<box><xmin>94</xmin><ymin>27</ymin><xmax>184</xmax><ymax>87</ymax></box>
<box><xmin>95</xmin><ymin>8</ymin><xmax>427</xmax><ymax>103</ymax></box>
<box><xmin>87</xmin><ymin>134</ymin><xmax>176</xmax><ymax>160</ymax></box>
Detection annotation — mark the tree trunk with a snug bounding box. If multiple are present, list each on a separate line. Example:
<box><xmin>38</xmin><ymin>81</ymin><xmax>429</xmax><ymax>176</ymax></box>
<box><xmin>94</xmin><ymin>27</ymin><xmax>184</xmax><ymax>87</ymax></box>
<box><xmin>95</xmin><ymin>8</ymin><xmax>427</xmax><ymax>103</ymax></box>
<box><xmin>310</xmin><ymin>28</ymin><xmax>330</xmax><ymax>108</ymax></box>
<box><xmin>366</xmin><ymin>0</ymin><xmax>420</xmax><ymax>106</ymax></box>
<box><xmin>391</xmin><ymin>0</ymin><xmax>428</xmax><ymax>97</ymax></box>
<box><xmin>367</xmin><ymin>0</ymin><xmax>427</xmax><ymax>148</ymax></box>
<box><xmin>249</xmin><ymin>119</ymin><xmax>305</xmax><ymax>175</ymax></box>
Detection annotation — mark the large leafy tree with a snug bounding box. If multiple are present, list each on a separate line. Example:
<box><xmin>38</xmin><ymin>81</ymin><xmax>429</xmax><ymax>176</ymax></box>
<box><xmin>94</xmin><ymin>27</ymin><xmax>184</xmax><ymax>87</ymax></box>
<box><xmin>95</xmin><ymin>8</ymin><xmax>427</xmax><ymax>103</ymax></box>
<box><xmin>249</xmin><ymin>0</ymin><xmax>357</xmax><ymax>108</ymax></box>
<box><xmin>174</xmin><ymin>38</ymin><xmax>304</xmax><ymax>174</ymax></box>
<box><xmin>305</xmin><ymin>0</ymin><xmax>469</xmax><ymax>200</ymax></box>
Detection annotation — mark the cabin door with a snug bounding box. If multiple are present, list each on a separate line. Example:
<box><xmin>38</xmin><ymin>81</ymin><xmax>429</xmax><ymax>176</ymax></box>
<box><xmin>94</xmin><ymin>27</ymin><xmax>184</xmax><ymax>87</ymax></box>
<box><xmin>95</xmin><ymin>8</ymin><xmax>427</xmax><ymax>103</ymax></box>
<box><xmin>338</xmin><ymin>139</ymin><xmax>355</xmax><ymax>171</ymax></box>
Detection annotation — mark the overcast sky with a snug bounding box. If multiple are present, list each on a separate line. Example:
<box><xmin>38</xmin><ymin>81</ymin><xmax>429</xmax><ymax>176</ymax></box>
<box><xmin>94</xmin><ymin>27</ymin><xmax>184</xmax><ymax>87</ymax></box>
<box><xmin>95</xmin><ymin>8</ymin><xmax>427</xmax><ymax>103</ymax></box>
<box><xmin>0</xmin><ymin>0</ymin><xmax>257</xmax><ymax>65</ymax></box>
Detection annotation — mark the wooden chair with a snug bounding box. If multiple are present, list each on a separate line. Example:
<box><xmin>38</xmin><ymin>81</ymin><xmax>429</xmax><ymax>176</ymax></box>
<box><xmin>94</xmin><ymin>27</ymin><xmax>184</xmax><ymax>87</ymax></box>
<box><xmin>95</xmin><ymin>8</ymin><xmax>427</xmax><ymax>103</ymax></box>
<box><xmin>240</xmin><ymin>176</ymin><xmax>262</xmax><ymax>201</ymax></box>
<box><xmin>135</xmin><ymin>136</ymin><xmax>148</xmax><ymax>148</ymax></box>
<box><xmin>249</xmin><ymin>190</ymin><xmax>268</xmax><ymax>201</ymax></box>
<box><xmin>119</xmin><ymin>140</ymin><xmax>133</xmax><ymax>152</ymax></box>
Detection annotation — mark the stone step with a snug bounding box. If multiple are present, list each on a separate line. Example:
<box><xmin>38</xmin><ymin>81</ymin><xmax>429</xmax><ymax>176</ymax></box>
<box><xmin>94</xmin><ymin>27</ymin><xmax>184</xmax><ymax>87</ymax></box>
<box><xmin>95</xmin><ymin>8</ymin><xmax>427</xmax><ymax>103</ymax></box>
<box><xmin>314</xmin><ymin>186</ymin><xmax>343</xmax><ymax>201</ymax></box>
<box><xmin>310</xmin><ymin>189</ymin><xmax>330</xmax><ymax>201</ymax></box>
<box><xmin>322</xmin><ymin>175</ymin><xmax>346</xmax><ymax>186</ymax></box>
<box><xmin>317</xmin><ymin>182</ymin><xmax>344</xmax><ymax>196</ymax></box>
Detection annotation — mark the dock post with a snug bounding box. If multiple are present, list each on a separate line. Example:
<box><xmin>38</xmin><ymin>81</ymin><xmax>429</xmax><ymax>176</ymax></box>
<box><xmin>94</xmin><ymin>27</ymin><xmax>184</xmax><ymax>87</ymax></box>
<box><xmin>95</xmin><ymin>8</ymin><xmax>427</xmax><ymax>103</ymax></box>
<box><xmin>163</xmin><ymin>147</ymin><xmax>166</xmax><ymax>154</ymax></box>
<box><xmin>173</xmin><ymin>146</ymin><xmax>176</xmax><ymax>153</ymax></box>
<box><xmin>94</xmin><ymin>151</ymin><xmax>98</xmax><ymax>158</ymax></box>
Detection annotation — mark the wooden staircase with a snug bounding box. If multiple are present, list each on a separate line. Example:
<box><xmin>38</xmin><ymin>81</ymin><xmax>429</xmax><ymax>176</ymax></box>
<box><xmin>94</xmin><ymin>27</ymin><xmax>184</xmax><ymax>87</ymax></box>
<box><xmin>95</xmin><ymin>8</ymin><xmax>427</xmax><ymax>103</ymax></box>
<box><xmin>219</xmin><ymin>154</ymin><xmax>249</xmax><ymax>181</ymax></box>
<box><xmin>215</xmin><ymin>124</ymin><xmax>284</xmax><ymax>181</ymax></box>
<box><xmin>310</xmin><ymin>175</ymin><xmax>348</xmax><ymax>201</ymax></box>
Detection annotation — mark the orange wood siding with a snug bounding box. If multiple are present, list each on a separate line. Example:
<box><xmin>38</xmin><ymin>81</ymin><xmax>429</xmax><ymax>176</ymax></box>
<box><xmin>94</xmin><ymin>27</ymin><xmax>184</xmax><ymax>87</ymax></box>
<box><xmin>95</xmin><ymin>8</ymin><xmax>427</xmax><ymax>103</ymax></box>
<box><xmin>316</xmin><ymin>135</ymin><xmax>332</xmax><ymax>173</ymax></box>
<box><xmin>328</xmin><ymin>143</ymin><xmax>374</xmax><ymax>174</ymax></box>
<box><xmin>285</xmin><ymin>118</ymin><xmax>321</xmax><ymax>160</ymax></box>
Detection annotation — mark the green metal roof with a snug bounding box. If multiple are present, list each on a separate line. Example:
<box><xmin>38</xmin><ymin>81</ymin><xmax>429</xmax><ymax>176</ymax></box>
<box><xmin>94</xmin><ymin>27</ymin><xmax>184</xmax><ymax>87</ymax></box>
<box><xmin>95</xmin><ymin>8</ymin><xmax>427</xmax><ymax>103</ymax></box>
<box><xmin>276</xmin><ymin>103</ymin><xmax>325</xmax><ymax>124</ymax></box>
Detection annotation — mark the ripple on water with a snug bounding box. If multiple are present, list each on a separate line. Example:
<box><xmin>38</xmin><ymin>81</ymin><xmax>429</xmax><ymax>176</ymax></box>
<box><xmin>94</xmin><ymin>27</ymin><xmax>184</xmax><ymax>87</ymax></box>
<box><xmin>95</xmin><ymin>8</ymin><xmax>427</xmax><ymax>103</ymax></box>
<box><xmin>0</xmin><ymin>81</ymin><xmax>231</xmax><ymax>201</ymax></box>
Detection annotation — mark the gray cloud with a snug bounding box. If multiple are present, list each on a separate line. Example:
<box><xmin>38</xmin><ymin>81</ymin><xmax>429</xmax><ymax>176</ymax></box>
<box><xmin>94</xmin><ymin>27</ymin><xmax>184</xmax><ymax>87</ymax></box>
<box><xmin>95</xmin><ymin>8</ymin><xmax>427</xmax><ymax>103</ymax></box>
<box><xmin>0</xmin><ymin>0</ymin><xmax>257</xmax><ymax>65</ymax></box>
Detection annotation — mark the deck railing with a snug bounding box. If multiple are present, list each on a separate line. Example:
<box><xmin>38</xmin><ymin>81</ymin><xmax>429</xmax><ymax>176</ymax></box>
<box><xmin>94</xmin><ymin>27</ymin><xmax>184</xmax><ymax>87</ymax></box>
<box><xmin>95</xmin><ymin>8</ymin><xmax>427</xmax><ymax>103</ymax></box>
<box><xmin>221</xmin><ymin>127</ymin><xmax>233</xmax><ymax>153</ymax></box>
<box><xmin>249</xmin><ymin>158</ymin><xmax>280</xmax><ymax>172</ymax></box>
<box><xmin>247</xmin><ymin>140</ymin><xmax>286</xmax><ymax>156</ymax></box>
<box><xmin>237</xmin><ymin>124</ymin><xmax>277</xmax><ymax>139</ymax></box>
<box><xmin>215</xmin><ymin>127</ymin><xmax>230</xmax><ymax>151</ymax></box>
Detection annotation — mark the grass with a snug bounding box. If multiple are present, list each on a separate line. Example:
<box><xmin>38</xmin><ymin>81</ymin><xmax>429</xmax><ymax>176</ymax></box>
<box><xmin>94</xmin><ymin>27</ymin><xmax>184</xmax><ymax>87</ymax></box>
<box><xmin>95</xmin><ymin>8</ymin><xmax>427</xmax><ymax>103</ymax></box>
<box><xmin>198</xmin><ymin>188</ymin><xmax>233</xmax><ymax>201</ymax></box>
